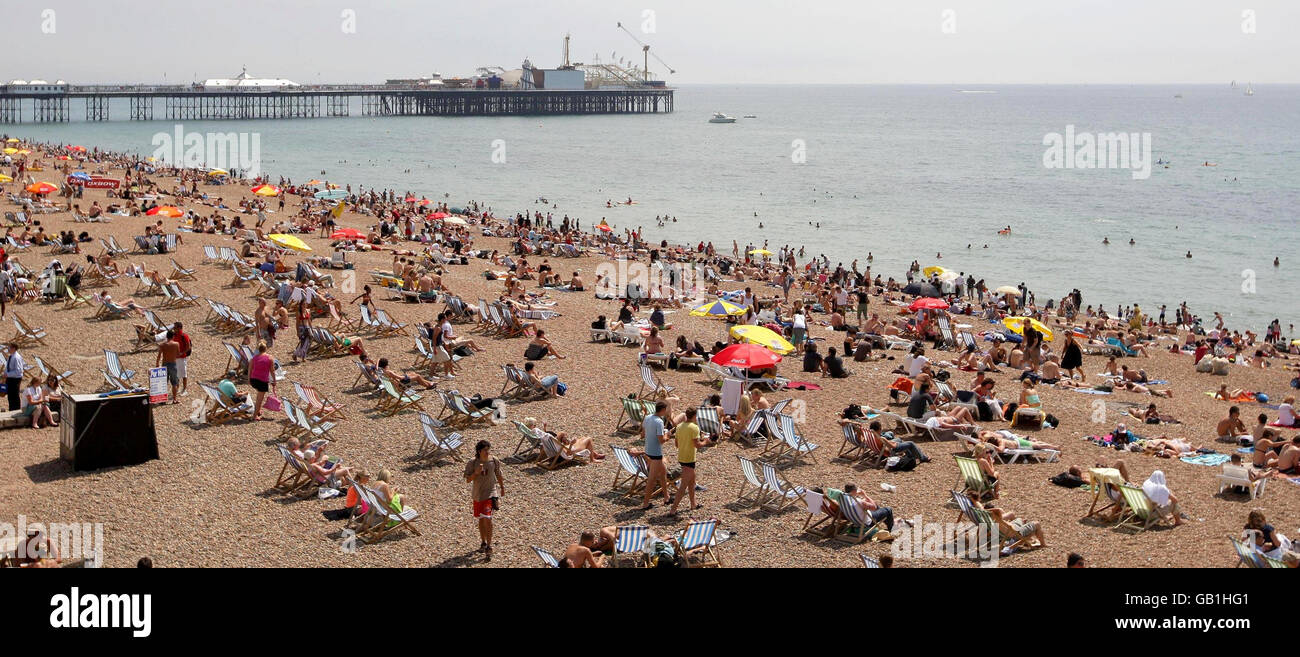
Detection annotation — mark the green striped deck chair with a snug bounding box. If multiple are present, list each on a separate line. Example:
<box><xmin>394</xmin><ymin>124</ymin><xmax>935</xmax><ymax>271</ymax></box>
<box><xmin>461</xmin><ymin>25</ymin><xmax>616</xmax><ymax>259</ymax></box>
<box><xmin>954</xmin><ymin>455</ymin><xmax>994</xmax><ymax>500</ymax></box>
<box><xmin>1115</xmin><ymin>484</ymin><xmax>1163</xmax><ymax>532</ymax></box>
<box><xmin>614</xmin><ymin>396</ymin><xmax>655</xmax><ymax>433</ymax></box>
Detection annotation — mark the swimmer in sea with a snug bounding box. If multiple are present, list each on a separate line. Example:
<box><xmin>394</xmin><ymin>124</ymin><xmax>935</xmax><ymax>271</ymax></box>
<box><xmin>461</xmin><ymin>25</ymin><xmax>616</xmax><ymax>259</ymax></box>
<box><xmin>1275</xmin><ymin>257</ymin><xmax>1280</xmax><ymax>267</ymax></box>
<box><xmin>758</xmin><ymin>222</ymin><xmax>764</xmax><ymax>229</ymax></box>
<box><xmin>1129</xmin><ymin>238</ymin><xmax>1135</xmax><ymax>245</ymax></box>
<box><xmin>1186</xmin><ymin>251</ymin><xmax>1192</xmax><ymax>258</ymax></box>
<box><xmin>1103</xmin><ymin>237</ymin><xmax>1110</xmax><ymax>244</ymax></box>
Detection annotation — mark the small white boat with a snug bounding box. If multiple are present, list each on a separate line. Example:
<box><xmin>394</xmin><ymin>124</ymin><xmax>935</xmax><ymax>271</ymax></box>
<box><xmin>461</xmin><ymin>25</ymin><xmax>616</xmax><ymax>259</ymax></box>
<box><xmin>1245</xmin><ymin>82</ymin><xmax>1254</xmax><ymax>96</ymax></box>
<box><xmin>742</xmin><ymin>114</ymin><xmax>756</xmax><ymax>118</ymax></box>
<box><xmin>708</xmin><ymin>112</ymin><xmax>737</xmax><ymax>123</ymax></box>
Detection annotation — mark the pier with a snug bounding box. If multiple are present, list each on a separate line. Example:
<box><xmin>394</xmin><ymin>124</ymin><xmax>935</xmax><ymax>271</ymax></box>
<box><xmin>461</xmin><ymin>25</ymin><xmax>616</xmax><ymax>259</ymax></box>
<box><xmin>0</xmin><ymin>85</ymin><xmax>673</xmax><ymax>123</ymax></box>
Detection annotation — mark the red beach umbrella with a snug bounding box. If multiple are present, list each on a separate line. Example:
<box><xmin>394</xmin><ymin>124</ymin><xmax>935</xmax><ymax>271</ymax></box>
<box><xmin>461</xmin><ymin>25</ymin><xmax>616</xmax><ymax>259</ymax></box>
<box><xmin>429</xmin><ymin>211</ymin><xmax>448</xmax><ymax>219</ymax></box>
<box><xmin>711</xmin><ymin>343</ymin><xmax>782</xmax><ymax>370</ymax></box>
<box><xmin>26</xmin><ymin>182</ymin><xmax>58</xmax><ymax>194</ymax></box>
<box><xmin>330</xmin><ymin>228</ymin><xmax>365</xmax><ymax>240</ymax></box>
<box><xmin>908</xmin><ymin>298</ymin><xmax>950</xmax><ymax>311</ymax></box>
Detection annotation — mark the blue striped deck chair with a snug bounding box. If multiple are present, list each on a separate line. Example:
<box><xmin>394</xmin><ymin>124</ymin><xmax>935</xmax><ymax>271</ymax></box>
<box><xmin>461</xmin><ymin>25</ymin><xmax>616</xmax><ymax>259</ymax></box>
<box><xmin>611</xmin><ymin>444</ymin><xmax>650</xmax><ymax>497</ymax></box>
<box><xmin>103</xmin><ymin>350</ymin><xmax>135</xmax><ymax>387</ymax></box>
<box><xmin>837</xmin><ymin>424</ymin><xmax>866</xmax><ymax>462</ymax></box>
<box><xmin>770</xmin><ymin>398</ymin><xmax>791</xmax><ymax>415</ymax></box>
<box><xmin>759</xmin><ymin>461</ymin><xmax>806</xmax><ymax>513</ymax></box>
<box><xmin>532</xmin><ymin>546</ymin><xmax>561</xmax><ymax>568</ymax></box>
<box><xmin>737</xmin><ymin>410</ymin><xmax>767</xmax><ymax>447</ymax></box>
<box><xmin>637</xmin><ymin>363</ymin><xmax>674</xmax><ymax>399</ymax></box>
<box><xmin>760</xmin><ymin>411</ymin><xmax>788</xmax><ymax>459</ymax></box>
<box><xmin>834</xmin><ymin>496</ymin><xmax>882</xmax><ymax>544</ymax></box>
<box><xmin>777</xmin><ymin>413</ymin><xmax>818</xmax><ymax>465</ymax></box>
<box><xmin>735</xmin><ymin>455</ymin><xmax>768</xmax><ymax>508</ymax></box>
<box><xmin>860</xmin><ymin>554</ymin><xmax>881</xmax><ymax>568</ymax></box>
<box><xmin>415</xmin><ymin>414</ymin><xmax>464</xmax><ymax>464</ymax></box>
<box><xmin>609</xmin><ymin>525</ymin><xmax>649</xmax><ymax>568</ymax></box>
<box><xmin>676</xmin><ymin>518</ymin><xmax>722</xmax><ymax>568</ymax></box>
<box><xmin>696</xmin><ymin>404</ymin><xmax>726</xmax><ymax>441</ymax></box>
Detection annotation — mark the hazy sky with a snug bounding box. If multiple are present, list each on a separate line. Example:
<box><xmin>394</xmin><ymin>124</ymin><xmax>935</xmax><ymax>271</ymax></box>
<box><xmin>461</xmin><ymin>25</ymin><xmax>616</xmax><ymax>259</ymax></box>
<box><xmin>10</xmin><ymin>0</ymin><xmax>1297</xmax><ymax>84</ymax></box>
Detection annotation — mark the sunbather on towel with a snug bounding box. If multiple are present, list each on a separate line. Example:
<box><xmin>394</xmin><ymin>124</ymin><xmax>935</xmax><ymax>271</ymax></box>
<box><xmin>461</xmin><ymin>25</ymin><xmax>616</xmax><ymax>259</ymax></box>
<box><xmin>1143</xmin><ymin>436</ymin><xmax>1198</xmax><ymax>458</ymax></box>
<box><xmin>1118</xmin><ymin>380</ymin><xmax>1172</xmax><ymax>397</ymax></box>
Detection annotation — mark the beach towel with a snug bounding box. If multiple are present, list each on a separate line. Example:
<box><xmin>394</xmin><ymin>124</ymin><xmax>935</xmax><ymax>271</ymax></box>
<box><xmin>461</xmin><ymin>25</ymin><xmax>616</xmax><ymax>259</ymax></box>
<box><xmin>1180</xmin><ymin>453</ymin><xmax>1231</xmax><ymax>467</ymax></box>
<box><xmin>1205</xmin><ymin>391</ymin><xmax>1257</xmax><ymax>403</ymax></box>
<box><xmin>1236</xmin><ymin>447</ymin><xmax>1254</xmax><ymax>454</ymax></box>
<box><xmin>786</xmin><ymin>381</ymin><xmax>821</xmax><ymax>391</ymax></box>
<box><xmin>1070</xmin><ymin>388</ymin><xmax>1111</xmax><ymax>395</ymax></box>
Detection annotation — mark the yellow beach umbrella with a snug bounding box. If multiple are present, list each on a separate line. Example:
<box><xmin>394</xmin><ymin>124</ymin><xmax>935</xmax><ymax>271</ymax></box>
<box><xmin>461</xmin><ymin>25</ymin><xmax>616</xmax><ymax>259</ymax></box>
<box><xmin>207</xmin><ymin>168</ymin><xmax>229</xmax><ymax>177</ymax></box>
<box><xmin>268</xmin><ymin>234</ymin><xmax>312</xmax><ymax>252</ymax></box>
<box><xmin>1003</xmin><ymin>316</ymin><xmax>1054</xmax><ymax>341</ymax></box>
<box><xmin>2</xmin><ymin>148</ymin><xmax>17</xmax><ymax>155</ymax></box>
<box><xmin>922</xmin><ymin>265</ymin><xmax>947</xmax><ymax>278</ymax></box>
<box><xmin>690</xmin><ymin>299</ymin><xmax>746</xmax><ymax>318</ymax></box>
<box><xmin>0</xmin><ymin>174</ymin><xmax>12</xmax><ymax>183</ymax></box>
<box><xmin>4</xmin><ymin>138</ymin><xmax>18</xmax><ymax>143</ymax></box>
<box><xmin>748</xmin><ymin>249</ymin><xmax>773</xmax><ymax>256</ymax></box>
<box><xmin>730</xmin><ymin>324</ymin><xmax>794</xmax><ymax>355</ymax></box>
<box><xmin>17</xmin><ymin>149</ymin><xmax>30</xmax><ymax>155</ymax></box>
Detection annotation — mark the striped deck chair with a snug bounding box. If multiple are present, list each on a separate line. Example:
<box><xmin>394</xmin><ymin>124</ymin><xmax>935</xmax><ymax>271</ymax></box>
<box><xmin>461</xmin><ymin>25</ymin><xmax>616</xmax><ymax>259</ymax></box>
<box><xmin>166</xmin><ymin>283</ymin><xmax>200</xmax><ymax>308</ymax></box>
<box><xmin>609</xmin><ymin>525</ymin><xmax>649</xmax><ymax>568</ymax></box>
<box><xmin>614</xmin><ymin>396</ymin><xmax>656</xmax><ymax>433</ymax></box>
<box><xmin>511</xmin><ymin>420</ymin><xmax>544</xmax><ymax>460</ymax></box>
<box><xmin>950</xmin><ymin>489</ymin><xmax>995</xmax><ymax>548</ymax></box>
<box><xmin>357</xmin><ymin>304</ymin><xmax>382</xmax><ymax>334</ymax></box>
<box><xmin>11</xmin><ymin>315</ymin><xmax>47</xmax><ymax>346</ymax></box>
<box><xmin>735</xmin><ymin>455</ymin><xmax>768</xmax><ymax>508</ymax></box>
<box><xmin>272</xmin><ymin>445</ymin><xmax>309</xmax><ymax>493</ymax></box>
<box><xmin>677</xmin><ymin>518</ymin><xmax>722</xmax><ymax>568</ymax></box>
<box><xmin>353</xmin><ymin>484</ymin><xmax>421</xmax><ymax>544</ymax></box>
<box><xmin>537</xmin><ymin>432</ymin><xmax>591</xmax><ymax>470</ymax></box>
<box><xmin>736</xmin><ymin>410</ymin><xmax>767</xmax><ymax>446</ymax></box>
<box><xmin>33</xmin><ymin>356</ymin><xmax>74</xmax><ymax>389</ymax></box>
<box><xmin>636</xmin><ymin>364</ymin><xmax>675</xmax><ymax>400</ymax></box>
<box><xmin>374</xmin><ymin>308</ymin><xmax>409</xmax><ymax>337</ymax></box>
<box><xmin>837</xmin><ymin>424</ymin><xmax>868</xmax><ymax>462</ymax></box>
<box><xmin>63</xmin><ymin>286</ymin><xmax>92</xmax><ymax>310</ymax></box>
<box><xmin>611</xmin><ymin>444</ymin><xmax>655</xmax><ymax>497</ymax></box>
<box><xmin>834</xmin><ymin>496</ymin><xmax>883</xmax><ymax>544</ymax></box>
<box><xmin>447</xmin><ymin>393</ymin><xmax>495</xmax><ymax>428</ymax></box>
<box><xmin>1230</xmin><ymin>537</ymin><xmax>1267</xmax><ymax>568</ymax></box>
<box><xmin>199</xmin><ymin>383</ymin><xmax>251</xmax><ymax>424</ymax></box>
<box><xmin>954</xmin><ymin>455</ymin><xmax>995</xmax><ymax>500</ymax></box>
<box><xmin>293</xmin><ymin>404</ymin><xmax>338</xmax><ymax>441</ymax></box>
<box><xmin>102</xmin><ymin>350</ymin><xmax>136</xmax><ymax>388</ymax></box>
<box><xmin>301</xmin><ymin>383</ymin><xmax>347</xmax><ymax>420</ymax></box>
<box><xmin>801</xmin><ymin>489</ymin><xmax>841</xmax><ymax>538</ymax></box>
<box><xmin>499</xmin><ymin>364</ymin><xmax>529</xmax><ymax>400</ymax></box>
<box><xmin>763</xmin><ymin>412</ymin><xmax>819</xmax><ymax>465</ymax></box>
<box><xmin>377</xmin><ymin>377</ymin><xmax>424</xmax><ymax>415</ymax></box>
<box><xmin>202</xmin><ymin>245</ymin><xmax>220</xmax><ymax>263</ymax></box>
<box><xmin>1114</xmin><ymin>484</ymin><xmax>1168</xmax><ymax>532</ymax></box>
<box><xmin>414</xmin><ymin>414</ymin><xmax>464</xmax><ymax>464</ymax></box>
<box><xmin>169</xmin><ymin>258</ymin><xmax>197</xmax><ymax>281</ymax></box>
<box><xmin>695</xmin><ymin>405</ymin><xmax>726</xmax><ymax>441</ymax></box>
<box><xmin>860</xmin><ymin>554</ymin><xmax>882</xmax><ymax>568</ymax></box>
<box><xmin>532</xmin><ymin>546</ymin><xmax>562</xmax><ymax>568</ymax></box>
<box><xmin>759</xmin><ymin>461</ymin><xmax>805</xmax><ymax>513</ymax></box>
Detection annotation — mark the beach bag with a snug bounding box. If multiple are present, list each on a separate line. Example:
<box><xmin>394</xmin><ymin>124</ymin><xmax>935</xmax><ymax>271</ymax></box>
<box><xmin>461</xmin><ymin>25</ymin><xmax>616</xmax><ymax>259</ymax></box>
<box><xmin>1195</xmin><ymin>357</ymin><xmax>1214</xmax><ymax>373</ymax></box>
<box><xmin>264</xmin><ymin>395</ymin><xmax>282</xmax><ymax>412</ymax></box>
<box><xmin>556</xmin><ymin>382</ymin><xmax>567</xmax><ymax>396</ymax></box>
<box><xmin>1211</xmin><ymin>358</ymin><xmax>1230</xmax><ymax>375</ymax></box>
<box><xmin>649</xmin><ymin>540</ymin><xmax>680</xmax><ymax>568</ymax></box>
<box><xmin>1049</xmin><ymin>472</ymin><xmax>1086</xmax><ymax>488</ymax></box>
<box><xmin>523</xmin><ymin>343</ymin><xmax>546</xmax><ymax>360</ymax></box>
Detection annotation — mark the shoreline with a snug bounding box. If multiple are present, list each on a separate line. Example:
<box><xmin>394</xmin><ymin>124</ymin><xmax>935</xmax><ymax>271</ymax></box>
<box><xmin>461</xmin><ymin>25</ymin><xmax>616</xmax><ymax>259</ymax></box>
<box><xmin>2</xmin><ymin>137</ymin><xmax>1298</xmax><ymax>568</ymax></box>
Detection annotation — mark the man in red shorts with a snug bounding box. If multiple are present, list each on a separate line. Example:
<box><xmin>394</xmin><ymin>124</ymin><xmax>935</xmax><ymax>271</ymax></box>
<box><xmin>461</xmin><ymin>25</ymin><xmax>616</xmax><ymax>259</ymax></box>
<box><xmin>464</xmin><ymin>440</ymin><xmax>505</xmax><ymax>561</ymax></box>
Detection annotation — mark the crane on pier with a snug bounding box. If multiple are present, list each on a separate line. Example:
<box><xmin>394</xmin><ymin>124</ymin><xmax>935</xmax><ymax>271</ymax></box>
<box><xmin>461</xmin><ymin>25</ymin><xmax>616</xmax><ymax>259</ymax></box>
<box><xmin>616</xmin><ymin>22</ymin><xmax>676</xmax><ymax>83</ymax></box>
